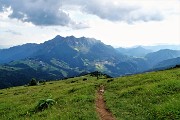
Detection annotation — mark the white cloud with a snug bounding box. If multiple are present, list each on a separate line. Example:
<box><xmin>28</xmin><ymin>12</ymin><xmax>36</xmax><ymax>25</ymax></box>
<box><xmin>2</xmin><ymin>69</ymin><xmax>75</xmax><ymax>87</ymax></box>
<box><xmin>0</xmin><ymin>0</ymin><xmax>179</xmax><ymax>47</ymax></box>
<box><xmin>1</xmin><ymin>0</ymin><xmax>174</xmax><ymax>26</ymax></box>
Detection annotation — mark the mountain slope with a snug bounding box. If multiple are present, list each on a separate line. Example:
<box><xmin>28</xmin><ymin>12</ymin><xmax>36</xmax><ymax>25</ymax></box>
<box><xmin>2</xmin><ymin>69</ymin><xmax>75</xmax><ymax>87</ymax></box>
<box><xmin>0</xmin><ymin>74</ymin><xmax>100</xmax><ymax>120</ymax></box>
<box><xmin>0</xmin><ymin>43</ymin><xmax>39</xmax><ymax>63</ymax></box>
<box><xmin>143</xmin><ymin>45</ymin><xmax>180</xmax><ymax>51</ymax></box>
<box><xmin>105</xmin><ymin>67</ymin><xmax>180</xmax><ymax>120</ymax></box>
<box><xmin>0</xmin><ymin>67</ymin><xmax>179</xmax><ymax>120</ymax></box>
<box><xmin>153</xmin><ymin>57</ymin><xmax>180</xmax><ymax>69</ymax></box>
<box><xmin>116</xmin><ymin>46</ymin><xmax>152</xmax><ymax>57</ymax></box>
<box><xmin>0</xmin><ymin>35</ymin><xmax>152</xmax><ymax>89</ymax></box>
<box><xmin>34</xmin><ymin>35</ymin><xmax>127</xmax><ymax>68</ymax></box>
<box><xmin>145</xmin><ymin>49</ymin><xmax>180</xmax><ymax>66</ymax></box>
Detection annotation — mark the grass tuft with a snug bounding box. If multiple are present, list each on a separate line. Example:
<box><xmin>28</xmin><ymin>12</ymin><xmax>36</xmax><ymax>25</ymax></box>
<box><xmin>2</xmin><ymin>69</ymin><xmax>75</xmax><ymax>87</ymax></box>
<box><xmin>34</xmin><ymin>98</ymin><xmax>55</xmax><ymax>112</ymax></box>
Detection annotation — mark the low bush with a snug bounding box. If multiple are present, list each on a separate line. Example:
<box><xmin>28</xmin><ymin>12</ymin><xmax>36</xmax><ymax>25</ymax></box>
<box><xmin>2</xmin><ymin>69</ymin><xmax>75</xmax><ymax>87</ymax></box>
<box><xmin>83</xmin><ymin>78</ymin><xmax>88</xmax><ymax>81</ymax></box>
<box><xmin>34</xmin><ymin>99</ymin><xmax>55</xmax><ymax>112</ymax></box>
<box><xmin>107</xmin><ymin>79</ymin><xmax>114</xmax><ymax>83</ymax></box>
<box><xmin>29</xmin><ymin>78</ymin><xmax>38</xmax><ymax>86</ymax></box>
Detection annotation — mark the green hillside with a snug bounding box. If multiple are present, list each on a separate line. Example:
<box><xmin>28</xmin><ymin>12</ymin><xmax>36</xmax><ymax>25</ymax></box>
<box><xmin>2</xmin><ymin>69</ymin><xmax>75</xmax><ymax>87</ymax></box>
<box><xmin>0</xmin><ymin>68</ymin><xmax>180</xmax><ymax>120</ymax></box>
<box><xmin>104</xmin><ymin>67</ymin><xmax>180</xmax><ymax>120</ymax></box>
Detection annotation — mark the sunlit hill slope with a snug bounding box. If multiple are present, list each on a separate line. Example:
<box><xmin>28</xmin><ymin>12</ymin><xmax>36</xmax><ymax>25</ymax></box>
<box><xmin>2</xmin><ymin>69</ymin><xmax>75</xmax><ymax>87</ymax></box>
<box><xmin>0</xmin><ymin>67</ymin><xmax>180</xmax><ymax>120</ymax></box>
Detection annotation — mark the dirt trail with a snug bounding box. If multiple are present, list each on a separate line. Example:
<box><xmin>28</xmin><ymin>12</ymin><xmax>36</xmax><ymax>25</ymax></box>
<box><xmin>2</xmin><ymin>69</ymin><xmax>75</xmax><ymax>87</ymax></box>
<box><xmin>96</xmin><ymin>85</ymin><xmax>115</xmax><ymax>120</ymax></box>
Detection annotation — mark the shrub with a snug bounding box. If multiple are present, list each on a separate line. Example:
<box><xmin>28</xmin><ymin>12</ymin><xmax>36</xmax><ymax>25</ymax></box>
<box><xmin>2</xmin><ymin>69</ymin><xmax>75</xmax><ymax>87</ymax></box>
<box><xmin>35</xmin><ymin>99</ymin><xmax>55</xmax><ymax>112</ymax></box>
<box><xmin>107</xmin><ymin>79</ymin><xmax>114</xmax><ymax>83</ymax></box>
<box><xmin>175</xmin><ymin>65</ymin><xmax>180</xmax><ymax>68</ymax></box>
<box><xmin>90</xmin><ymin>71</ymin><xmax>101</xmax><ymax>79</ymax></box>
<box><xmin>105</xmin><ymin>74</ymin><xmax>113</xmax><ymax>78</ymax></box>
<box><xmin>70</xmin><ymin>80</ymin><xmax>76</xmax><ymax>83</ymax></box>
<box><xmin>39</xmin><ymin>80</ymin><xmax>46</xmax><ymax>85</ymax></box>
<box><xmin>41</xmin><ymin>81</ymin><xmax>46</xmax><ymax>85</ymax></box>
<box><xmin>83</xmin><ymin>78</ymin><xmax>88</xmax><ymax>81</ymax></box>
<box><xmin>29</xmin><ymin>78</ymin><xmax>38</xmax><ymax>86</ymax></box>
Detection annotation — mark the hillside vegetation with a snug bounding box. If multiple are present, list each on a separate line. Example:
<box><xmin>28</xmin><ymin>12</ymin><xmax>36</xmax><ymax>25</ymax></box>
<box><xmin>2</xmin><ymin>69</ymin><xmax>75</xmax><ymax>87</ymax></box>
<box><xmin>105</xmin><ymin>67</ymin><xmax>180</xmax><ymax>120</ymax></box>
<box><xmin>1</xmin><ymin>36</ymin><xmax>180</xmax><ymax>89</ymax></box>
<box><xmin>0</xmin><ymin>35</ymin><xmax>149</xmax><ymax>89</ymax></box>
<box><xmin>0</xmin><ymin>68</ymin><xmax>180</xmax><ymax>120</ymax></box>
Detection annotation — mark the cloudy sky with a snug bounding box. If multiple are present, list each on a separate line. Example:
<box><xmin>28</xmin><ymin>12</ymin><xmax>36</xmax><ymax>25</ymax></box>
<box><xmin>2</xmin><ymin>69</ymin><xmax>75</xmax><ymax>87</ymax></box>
<box><xmin>0</xmin><ymin>0</ymin><xmax>180</xmax><ymax>48</ymax></box>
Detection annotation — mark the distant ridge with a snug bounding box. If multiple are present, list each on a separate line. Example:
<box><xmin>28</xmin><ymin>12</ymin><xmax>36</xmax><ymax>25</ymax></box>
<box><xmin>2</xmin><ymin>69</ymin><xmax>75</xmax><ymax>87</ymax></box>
<box><xmin>116</xmin><ymin>46</ymin><xmax>152</xmax><ymax>57</ymax></box>
<box><xmin>0</xmin><ymin>35</ymin><xmax>180</xmax><ymax>89</ymax></box>
<box><xmin>0</xmin><ymin>35</ymin><xmax>148</xmax><ymax>89</ymax></box>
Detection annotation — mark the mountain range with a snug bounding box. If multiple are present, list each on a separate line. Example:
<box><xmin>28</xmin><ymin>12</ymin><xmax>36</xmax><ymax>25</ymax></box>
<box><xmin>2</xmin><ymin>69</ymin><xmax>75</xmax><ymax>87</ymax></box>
<box><xmin>142</xmin><ymin>45</ymin><xmax>180</xmax><ymax>51</ymax></box>
<box><xmin>116</xmin><ymin>46</ymin><xmax>152</xmax><ymax>57</ymax></box>
<box><xmin>0</xmin><ymin>35</ymin><xmax>180</xmax><ymax>89</ymax></box>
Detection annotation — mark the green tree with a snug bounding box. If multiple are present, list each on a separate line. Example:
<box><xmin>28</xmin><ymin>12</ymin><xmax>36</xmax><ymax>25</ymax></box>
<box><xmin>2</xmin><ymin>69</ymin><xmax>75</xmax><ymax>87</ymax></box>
<box><xmin>29</xmin><ymin>78</ymin><xmax>38</xmax><ymax>86</ymax></box>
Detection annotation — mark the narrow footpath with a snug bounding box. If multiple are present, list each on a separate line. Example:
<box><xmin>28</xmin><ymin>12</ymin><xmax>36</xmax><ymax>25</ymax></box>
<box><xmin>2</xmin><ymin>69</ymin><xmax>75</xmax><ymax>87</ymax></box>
<box><xmin>96</xmin><ymin>85</ymin><xmax>115</xmax><ymax>120</ymax></box>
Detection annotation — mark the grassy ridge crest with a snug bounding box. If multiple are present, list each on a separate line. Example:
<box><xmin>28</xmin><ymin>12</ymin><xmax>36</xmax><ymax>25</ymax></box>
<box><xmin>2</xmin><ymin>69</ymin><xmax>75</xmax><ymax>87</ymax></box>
<box><xmin>0</xmin><ymin>68</ymin><xmax>180</xmax><ymax>119</ymax></box>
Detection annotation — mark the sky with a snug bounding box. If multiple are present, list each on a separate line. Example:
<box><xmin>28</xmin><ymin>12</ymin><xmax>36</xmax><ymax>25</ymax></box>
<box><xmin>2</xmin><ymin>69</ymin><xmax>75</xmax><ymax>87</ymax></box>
<box><xmin>0</xmin><ymin>0</ymin><xmax>180</xmax><ymax>48</ymax></box>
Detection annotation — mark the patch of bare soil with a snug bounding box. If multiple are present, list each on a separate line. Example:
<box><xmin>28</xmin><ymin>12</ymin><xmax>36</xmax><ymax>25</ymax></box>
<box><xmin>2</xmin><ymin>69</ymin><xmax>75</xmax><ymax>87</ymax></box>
<box><xmin>96</xmin><ymin>85</ymin><xmax>115</xmax><ymax>120</ymax></box>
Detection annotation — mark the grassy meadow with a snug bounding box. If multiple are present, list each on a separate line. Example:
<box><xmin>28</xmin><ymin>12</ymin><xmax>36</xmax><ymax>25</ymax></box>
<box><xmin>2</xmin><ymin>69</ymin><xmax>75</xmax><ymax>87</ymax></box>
<box><xmin>104</xmin><ymin>68</ymin><xmax>180</xmax><ymax>120</ymax></box>
<box><xmin>0</xmin><ymin>68</ymin><xmax>180</xmax><ymax>120</ymax></box>
<box><xmin>0</xmin><ymin>75</ymin><xmax>103</xmax><ymax>120</ymax></box>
